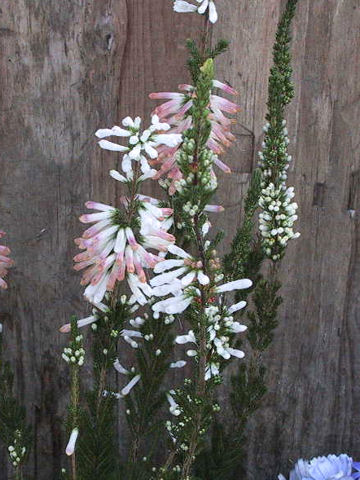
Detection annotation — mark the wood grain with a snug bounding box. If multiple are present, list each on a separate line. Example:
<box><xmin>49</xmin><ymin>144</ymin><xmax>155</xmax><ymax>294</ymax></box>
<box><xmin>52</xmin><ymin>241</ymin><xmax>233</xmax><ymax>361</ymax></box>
<box><xmin>0</xmin><ymin>1</ymin><xmax>359</xmax><ymax>478</ymax></box>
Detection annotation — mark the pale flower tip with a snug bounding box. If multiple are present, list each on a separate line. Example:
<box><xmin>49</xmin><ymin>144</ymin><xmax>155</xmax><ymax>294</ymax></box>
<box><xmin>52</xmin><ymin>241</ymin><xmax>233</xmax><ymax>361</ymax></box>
<box><xmin>65</xmin><ymin>428</ymin><xmax>79</xmax><ymax>456</ymax></box>
<box><xmin>59</xmin><ymin>324</ymin><xmax>71</xmax><ymax>333</ymax></box>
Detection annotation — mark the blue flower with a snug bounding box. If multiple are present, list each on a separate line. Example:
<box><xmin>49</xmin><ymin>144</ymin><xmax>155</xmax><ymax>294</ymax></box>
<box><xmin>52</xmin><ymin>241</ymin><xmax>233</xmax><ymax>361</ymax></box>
<box><xmin>279</xmin><ymin>455</ymin><xmax>353</xmax><ymax>480</ymax></box>
<box><xmin>352</xmin><ymin>461</ymin><xmax>360</xmax><ymax>480</ymax></box>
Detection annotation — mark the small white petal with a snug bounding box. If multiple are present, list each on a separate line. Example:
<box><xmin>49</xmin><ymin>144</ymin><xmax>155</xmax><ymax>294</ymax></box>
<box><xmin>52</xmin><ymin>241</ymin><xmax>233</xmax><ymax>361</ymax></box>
<box><xmin>181</xmin><ymin>271</ymin><xmax>196</xmax><ymax>287</ymax></box>
<box><xmin>121</xmin><ymin>374</ymin><xmax>141</xmax><ymax>396</ymax></box>
<box><xmin>167</xmin><ymin>244</ymin><xmax>191</xmax><ymax>259</ymax></box>
<box><xmin>208</xmin><ymin>0</ymin><xmax>218</xmax><ymax>23</ymax></box>
<box><xmin>65</xmin><ymin>428</ymin><xmax>79</xmax><ymax>456</ymax></box>
<box><xmin>230</xmin><ymin>322</ymin><xmax>247</xmax><ymax>333</ymax></box>
<box><xmin>198</xmin><ymin>271</ymin><xmax>210</xmax><ymax>285</ymax></box>
<box><xmin>110</xmin><ymin>169</ymin><xmax>127</xmax><ymax>182</ymax></box>
<box><xmin>170</xmin><ymin>360</ymin><xmax>187</xmax><ymax>369</ymax></box>
<box><xmin>216</xmin><ymin>279</ymin><xmax>252</xmax><ymax>293</ymax></box>
<box><xmin>98</xmin><ymin>140</ymin><xmax>129</xmax><ymax>152</ymax></box>
<box><xmin>227</xmin><ymin>347</ymin><xmax>245</xmax><ymax>359</ymax></box>
<box><xmin>114</xmin><ymin>359</ymin><xmax>129</xmax><ymax>375</ymax></box>
<box><xmin>174</xmin><ymin>0</ymin><xmax>198</xmax><ymax>13</ymax></box>
<box><xmin>154</xmin><ymin>259</ymin><xmax>184</xmax><ymax>273</ymax></box>
<box><xmin>228</xmin><ymin>300</ymin><xmax>247</xmax><ymax>314</ymax></box>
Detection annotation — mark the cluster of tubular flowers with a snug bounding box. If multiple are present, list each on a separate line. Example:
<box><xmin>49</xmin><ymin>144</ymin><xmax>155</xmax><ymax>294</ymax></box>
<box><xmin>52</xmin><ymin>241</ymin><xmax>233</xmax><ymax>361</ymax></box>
<box><xmin>259</xmin><ymin>183</ymin><xmax>299</xmax><ymax>260</ymax></box>
<box><xmin>95</xmin><ymin>115</ymin><xmax>182</xmax><ymax>174</ymax></box>
<box><xmin>106</xmin><ymin>358</ymin><xmax>141</xmax><ymax>399</ymax></box>
<box><xmin>150</xmin><ymin>244</ymin><xmax>210</xmax><ymax>298</ymax></box>
<box><xmin>73</xmin><ymin>196</ymin><xmax>175</xmax><ymax>306</ymax></box>
<box><xmin>151</xmin><ymin>246</ymin><xmax>252</xmax><ymax>316</ymax></box>
<box><xmin>175</xmin><ymin>299</ymin><xmax>249</xmax><ymax>380</ymax></box>
<box><xmin>258</xmin><ymin>120</ymin><xmax>300</xmax><ymax>261</ymax></box>
<box><xmin>0</xmin><ymin>231</ymin><xmax>13</xmax><ymax>290</ymax></box>
<box><xmin>173</xmin><ymin>0</ymin><xmax>218</xmax><ymax>24</ymax></box>
<box><xmin>149</xmin><ymin>80</ymin><xmax>239</xmax><ymax>188</ymax></box>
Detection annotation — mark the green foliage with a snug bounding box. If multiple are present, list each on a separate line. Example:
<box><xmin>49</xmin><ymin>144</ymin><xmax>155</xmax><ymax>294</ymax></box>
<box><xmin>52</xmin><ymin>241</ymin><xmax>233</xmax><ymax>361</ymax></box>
<box><xmin>263</xmin><ymin>0</ymin><xmax>297</xmax><ymax>186</ymax></box>
<box><xmin>0</xmin><ymin>327</ymin><xmax>32</xmax><ymax>478</ymax></box>
<box><xmin>77</xmin><ymin>392</ymin><xmax>119</xmax><ymax>480</ymax></box>
<box><xmin>224</xmin><ymin>168</ymin><xmax>263</xmax><ymax>282</ymax></box>
<box><xmin>72</xmin><ymin>300</ymin><xmax>132</xmax><ymax>480</ymax></box>
<box><xmin>247</xmin><ymin>276</ymin><xmax>283</xmax><ymax>351</ymax></box>
<box><xmin>123</xmin><ymin>311</ymin><xmax>175</xmax><ymax>478</ymax></box>
<box><xmin>186</xmin><ymin>39</ymin><xmax>229</xmax><ymax>84</ymax></box>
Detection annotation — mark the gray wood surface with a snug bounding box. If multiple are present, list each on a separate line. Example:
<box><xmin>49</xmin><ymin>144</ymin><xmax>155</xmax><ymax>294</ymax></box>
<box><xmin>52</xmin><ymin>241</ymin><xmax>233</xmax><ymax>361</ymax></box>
<box><xmin>0</xmin><ymin>1</ymin><xmax>359</xmax><ymax>478</ymax></box>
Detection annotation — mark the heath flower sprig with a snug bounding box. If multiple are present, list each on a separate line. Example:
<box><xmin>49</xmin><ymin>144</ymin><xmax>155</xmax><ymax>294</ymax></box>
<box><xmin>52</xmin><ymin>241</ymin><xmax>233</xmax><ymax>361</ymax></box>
<box><xmin>258</xmin><ymin>120</ymin><xmax>300</xmax><ymax>261</ymax></box>
<box><xmin>74</xmin><ymin>197</ymin><xmax>174</xmax><ymax>305</ymax></box>
<box><xmin>96</xmin><ymin>115</ymin><xmax>182</xmax><ymax>174</ymax></box>
<box><xmin>174</xmin><ymin>300</ymin><xmax>248</xmax><ymax>380</ymax></box>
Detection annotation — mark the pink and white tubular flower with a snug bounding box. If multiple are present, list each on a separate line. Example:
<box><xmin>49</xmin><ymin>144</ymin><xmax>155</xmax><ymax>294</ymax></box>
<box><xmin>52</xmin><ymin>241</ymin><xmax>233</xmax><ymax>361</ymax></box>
<box><xmin>149</xmin><ymin>80</ymin><xmax>239</xmax><ymax>179</ymax></box>
<box><xmin>0</xmin><ymin>231</ymin><xmax>13</xmax><ymax>290</ymax></box>
<box><xmin>150</xmin><ymin>244</ymin><xmax>210</xmax><ymax>297</ymax></box>
<box><xmin>74</xmin><ymin>197</ymin><xmax>175</xmax><ymax>306</ymax></box>
<box><xmin>95</xmin><ymin>115</ymin><xmax>182</xmax><ymax>174</ymax></box>
<box><xmin>173</xmin><ymin>0</ymin><xmax>218</xmax><ymax>24</ymax></box>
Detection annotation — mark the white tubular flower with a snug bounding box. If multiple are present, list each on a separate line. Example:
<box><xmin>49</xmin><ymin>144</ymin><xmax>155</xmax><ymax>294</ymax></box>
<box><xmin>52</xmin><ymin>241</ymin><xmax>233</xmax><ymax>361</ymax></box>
<box><xmin>173</xmin><ymin>0</ymin><xmax>218</xmax><ymax>23</ymax></box>
<box><xmin>74</xmin><ymin>197</ymin><xmax>174</xmax><ymax>305</ymax></box>
<box><xmin>170</xmin><ymin>360</ymin><xmax>187</xmax><ymax>369</ymax></box>
<box><xmin>152</xmin><ymin>293</ymin><xmax>195</xmax><ymax>315</ymax></box>
<box><xmin>175</xmin><ymin>330</ymin><xmax>196</xmax><ymax>345</ymax></box>
<box><xmin>65</xmin><ymin>428</ymin><xmax>79</xmax><ymax>456</ymax></box>
<box><xmin>96</xmin><ymin>115</ymin><xmax>182</xmax><ymax>173</ymax></box>
<box><xmin>121</xmin><ymin>374</ymin><xmax>141</xmax><ymax>396</ymax></box>
<box><xmin>113</xmin><ymin>359</ymin><xmax>130</xmax><ymax>375</ymax></box>
<box><xmin>104</xmin><ymin>373</ymin><xmax>141</xmax><ymax>399</ymax></box>
<box><xmin>205</xmin><ymin>362</ymin><xmax>219</xmax><ymax>381</ymax></box>
<box><xmin>215</xmin><ymin>279</ymin><xmax>252</xmax><ymax>293</ymax></box>
<box><xmin>166</xmin><ymin>391</ymin><xmax>181</xmax><ymax>416</ymax></box>
<box><xmin>59</xmin><ymin>315</ymin><xmax>98</xmax><ymax>333</ymax></box>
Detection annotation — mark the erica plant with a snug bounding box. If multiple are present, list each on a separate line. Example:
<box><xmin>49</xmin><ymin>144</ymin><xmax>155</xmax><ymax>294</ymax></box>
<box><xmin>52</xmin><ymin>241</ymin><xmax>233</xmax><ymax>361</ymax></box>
<box><xmin>60</xmin><ymin>1</ymin><xmax>300</xmax><ymax>479</ymax></box>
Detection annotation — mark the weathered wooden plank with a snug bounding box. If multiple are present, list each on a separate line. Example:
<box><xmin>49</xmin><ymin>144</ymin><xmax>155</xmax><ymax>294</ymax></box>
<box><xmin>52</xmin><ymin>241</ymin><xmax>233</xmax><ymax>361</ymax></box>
<box><xmin>0</xmin><ymin>1</ymin><xmax>127</xmax><ymax>477</ymax></box>
<box><xmin>0</xmin><ymin>1</ymin><xmax>359</xmax><ymax>479</ymax></box>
